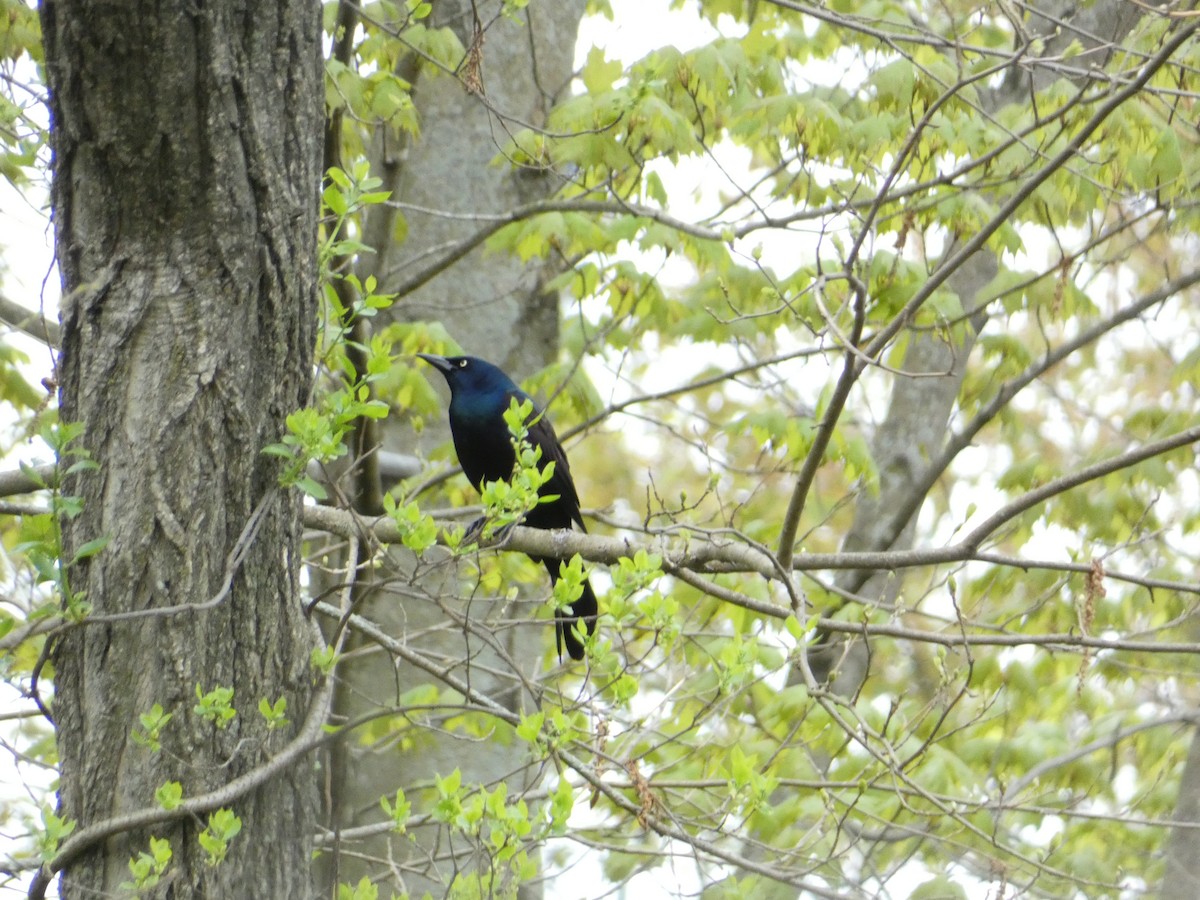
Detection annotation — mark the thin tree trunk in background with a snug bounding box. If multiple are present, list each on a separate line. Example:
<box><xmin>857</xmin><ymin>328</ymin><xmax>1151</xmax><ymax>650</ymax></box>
<box><xmin>1164</xmin><ymin>721</ymin><xmax>1200</xmax><ymax>899</ymax></box>
<box><xmin>809</xmin><ymin>254</ymin><xmax>990</xmax><ymax>694</ymax></box>
<box><xmin>367</xmin><ymin>0</ymin><xmax>587</xmax><ymax>373</ymax></box>
<box><xmin>769</xmin><ymin>1</ymin><xmax>1200</xmax><ymax>894</ymax></box>
<box><xmin>806</xmin><ymin>0</ymin><xmax>1140</xmax><ymax>696</ymax></box>
<box><xmin>41</xmin><ymin>0</ymin><xmax>324</xmax><ymax>895</ymax></box>
<box><xmin>320</xmin><ymin>2</ymin><xmax>587</xmax><ymax>896</ymax></box>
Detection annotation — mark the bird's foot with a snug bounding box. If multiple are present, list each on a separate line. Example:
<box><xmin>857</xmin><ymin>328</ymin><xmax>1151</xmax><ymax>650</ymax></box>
<box><xmin>462</xmin><ymin>516</ymin><xmax>487</xmax><ymax>545</ymax></box>
<box><xmin>485</xmin><ymin>519</ymin><xmax>518</xmax><ymax>545</ymax></box>
<box><xmin>462</xmin><ymin>516</ymin><xmax>517</xmax><ymax>546</ymax></box>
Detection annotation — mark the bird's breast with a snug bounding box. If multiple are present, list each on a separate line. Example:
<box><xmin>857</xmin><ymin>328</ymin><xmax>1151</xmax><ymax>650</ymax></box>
<box><xmin>449</xmin><ymin>409</ymin><xmax>519</xmax><ymax>487</ymax></box>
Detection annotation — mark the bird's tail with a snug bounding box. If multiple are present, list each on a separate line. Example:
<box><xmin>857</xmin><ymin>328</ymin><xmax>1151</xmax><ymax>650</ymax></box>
<box><xmin>543</xmin><ymin>559</ymin><xmax>599</xmax><ymax>661</ymax></box>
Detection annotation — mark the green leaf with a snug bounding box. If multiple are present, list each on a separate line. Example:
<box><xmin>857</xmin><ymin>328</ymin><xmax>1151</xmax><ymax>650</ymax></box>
<box><xmin>582</xmin><ymin>46</ymin><xmax>623</xmax><ymax>94</ymax></box>
<box><xmin>380</xmin><ymin>788</ymin><xmax>412</xmax><ymax>834</ymax></box>
<box><xmin>258</xmin><ymin>696</ymin><xmax>289</xmax><ymax>729</ymax></box>
<box><xmin>198</xmin><ymin>809</ymin><xmax>242</xmax><ymax>866</ymax></box>
<box><xmin>68</xmin><ymin>535</ymin><xmax>110</xmax><ymax>566</ymax></box>
<box><xmin>36</xmin><ymin>809</ymin><xmax>76</xmax><ymax>862</ymax></box>
<box><xmin>155</xmin><ymin>782</ymin><xmax>183</xmax><ymax>810</ymax></box>
<box><xmin>910</xmin><ymin>875</ymin><xmax>968</xmax><ymax>900</ymax></box>
<box><xmin>323</xmin><ymin>183</ymin><xmax>348</xmax><ymax>217</ymax></box>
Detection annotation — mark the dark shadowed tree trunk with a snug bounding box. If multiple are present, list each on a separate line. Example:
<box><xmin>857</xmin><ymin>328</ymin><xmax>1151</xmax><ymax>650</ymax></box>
<box><xmin>41</xmin><ymin>0</ymin><xmax>324</xmax><ymax>896</ymax></box>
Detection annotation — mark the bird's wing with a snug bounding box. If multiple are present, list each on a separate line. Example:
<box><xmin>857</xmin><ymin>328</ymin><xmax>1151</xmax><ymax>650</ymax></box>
<box><xmin>521</xmin><ymin>396</ymin><xmax>586</xmax><ymax>532</ymax></box>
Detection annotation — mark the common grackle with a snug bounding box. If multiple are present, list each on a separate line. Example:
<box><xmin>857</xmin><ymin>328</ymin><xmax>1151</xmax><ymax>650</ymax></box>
<box><xmin>418</xmin><ymin>353</ymin><xmax>599</xmax><ymax>660</ymax></box>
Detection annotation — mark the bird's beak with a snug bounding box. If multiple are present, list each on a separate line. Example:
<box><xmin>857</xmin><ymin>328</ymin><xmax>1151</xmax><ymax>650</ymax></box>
<box><xmin>416</xmin><ymin>353</ymin><xmax>453</xmax><ymax>373</ymax></box>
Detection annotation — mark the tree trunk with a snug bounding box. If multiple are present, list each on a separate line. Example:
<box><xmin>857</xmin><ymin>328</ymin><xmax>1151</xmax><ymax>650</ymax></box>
<box><xmin>1164</xmin><ymin>724</ymin><xmax>1200</xmax><ymax>899</ymax></box>
<box><xmin>367</xmin><ymin>0</ymin><xmax>586</xmax><ymax>372</ymax></box>
<box><xmin>809</xmin><ymin>253</ymin><xmax>991</xmax><ymax>693</ymax></box>
<box><xmin>807</xmin><ymin>0</ymin><xmax>1141</xmax><ymax>697</ymax></box>
<box><xmin>318</xmin><ymin>2</ymin><xmax>587</xmax><ymax>897</ymax></box>
<box><xmin>41</xmin><ymin>0</ymin><xmax>324</xmax><ymax>896</ymax></box>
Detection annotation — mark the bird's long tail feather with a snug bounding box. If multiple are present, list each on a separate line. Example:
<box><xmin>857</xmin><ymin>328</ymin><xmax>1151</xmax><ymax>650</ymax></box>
<box><xmin>543</xmin><ymin>560</ymin><xmax>598</xmax><ymax>661</ymax></box>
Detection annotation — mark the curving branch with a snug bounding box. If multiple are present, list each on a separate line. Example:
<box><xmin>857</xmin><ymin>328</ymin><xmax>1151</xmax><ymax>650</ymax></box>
<box><xmin>6</xmin><ymin>418</ymin><xmax>1199</xmax><ymax>655</ymax></box>
<box><xmin>999</xmin><ymin>713</ymin><xmax>1197</xmax><ymax>807</ymax></box>
<box><xmin>27</xmin><ymin>665</ymin><xmax>336</xmax><ymax>900</ymax></box>
<box><xmin>861</xmin><ymin>268</ymin><xmax>1200</xmax><ymax>582</ymax></box>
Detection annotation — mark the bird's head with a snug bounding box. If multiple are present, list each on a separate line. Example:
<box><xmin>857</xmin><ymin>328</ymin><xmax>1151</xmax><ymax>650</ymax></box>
<box><xmin>417</xmin><ymin>354</ymin><xmax>519</xmax><ymax>400</ymax></box>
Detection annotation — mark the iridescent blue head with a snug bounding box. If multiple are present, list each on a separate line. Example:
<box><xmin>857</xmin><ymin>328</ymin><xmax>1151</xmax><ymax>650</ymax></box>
<box><xmin>417</xmin><ymin>354</ymin><xmax>528</xmax><ymax>418</ymax></box>
<box><xmin>417</xmin><ymin>354</ymin><xmax>518</xmax><ymax>394</ymax></box>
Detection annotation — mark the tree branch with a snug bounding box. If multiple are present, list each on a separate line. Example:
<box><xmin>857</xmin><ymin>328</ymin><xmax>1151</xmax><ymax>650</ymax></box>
<box><xmin>860</xmin><ymin>14</ymin><xmax>1200</xmax><ymax>363</ymax></box>
<box><xmin>864</xmin><ymin>268</ymin><xmax>1200</xmax><ymax>576</ymax></box>
<box><xmin>959</xmin><ymin>424</ymin><xmax>1200</xmax><ymax>551</ymax></box>
<box><xmin>776</xmin><ymin>273</ymin><xmax>868</xmax><ymax>571</ymax></box>
<box><xmin>0</xmin><ymin>293</ymin><xmax>59</xmax><ymax>347</ymax></box>
<box><xmin>0</xmin><ymin>463</ymin><xmax>55</xmax><ymax>496</ymax></box>
<box><xmin>303</xmin><ymin>417</ymin><xmax>1200</xmax><ymax>585</ymax></box>
<box><xmin>27</xmin><ymin>664</ymin><xmax>335</xmax><ymax>900</ymax></box>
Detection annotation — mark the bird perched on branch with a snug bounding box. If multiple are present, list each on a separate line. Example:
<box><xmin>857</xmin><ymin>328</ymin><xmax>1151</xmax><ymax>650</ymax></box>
<box><xmin>417</xmin><ymin>353</ymin><xmax>598</xmax><ymax>660</ymax></box>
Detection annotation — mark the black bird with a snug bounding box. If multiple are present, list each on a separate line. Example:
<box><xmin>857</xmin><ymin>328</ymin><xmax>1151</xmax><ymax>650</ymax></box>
<box><xmin>418</xmin><ymin>353</ymin><xmax>598</xmax><ymax>660</ymax></box>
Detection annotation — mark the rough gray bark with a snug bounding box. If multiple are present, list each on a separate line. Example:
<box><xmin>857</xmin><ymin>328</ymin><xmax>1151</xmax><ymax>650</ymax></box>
<box><xmin>1164</xmin><ymin>723</ymin><xmax>1200</xmax><ymax>900</ymax></box>
<box><xmin>41</xmin><ymin>0</ymin><xmax>324</xmax><ymax>896</ymax></box>
<box><xmin>319</xmin><ymin>2</ymin><xmax>588</xmax><ymax>897</ymax></box>
<box><xmin>368</xmin><ymin>0</ymin><xmax>585</xmax><ymax>373</ymax></box>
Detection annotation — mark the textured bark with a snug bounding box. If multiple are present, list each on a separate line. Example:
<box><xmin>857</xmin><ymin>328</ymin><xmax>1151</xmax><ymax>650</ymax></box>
<box><xmin>41</xmin><ymin>0</ymin><xmax>323</xmax><ymax>896</ymax></box>
<box><xmin>318</xmin><ymin>2</ymin><xmax>587</xmax><ymax>897</ymax></box>
<box><xmin>368</xmin><ymin>0</ymin><xmax>585</xmax><ymax>373</ymax></box>
<box><xmin>1164</xmin><ymin>725</ymin><xmax>1200</xmax><ymax>900</ymax></box>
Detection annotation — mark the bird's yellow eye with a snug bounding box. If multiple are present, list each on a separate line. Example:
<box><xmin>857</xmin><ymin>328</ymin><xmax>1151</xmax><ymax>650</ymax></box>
<box><xmin>458</xmin><ymin>359</ymin><xmax>468</xmax><ymax>368</ymax></box>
